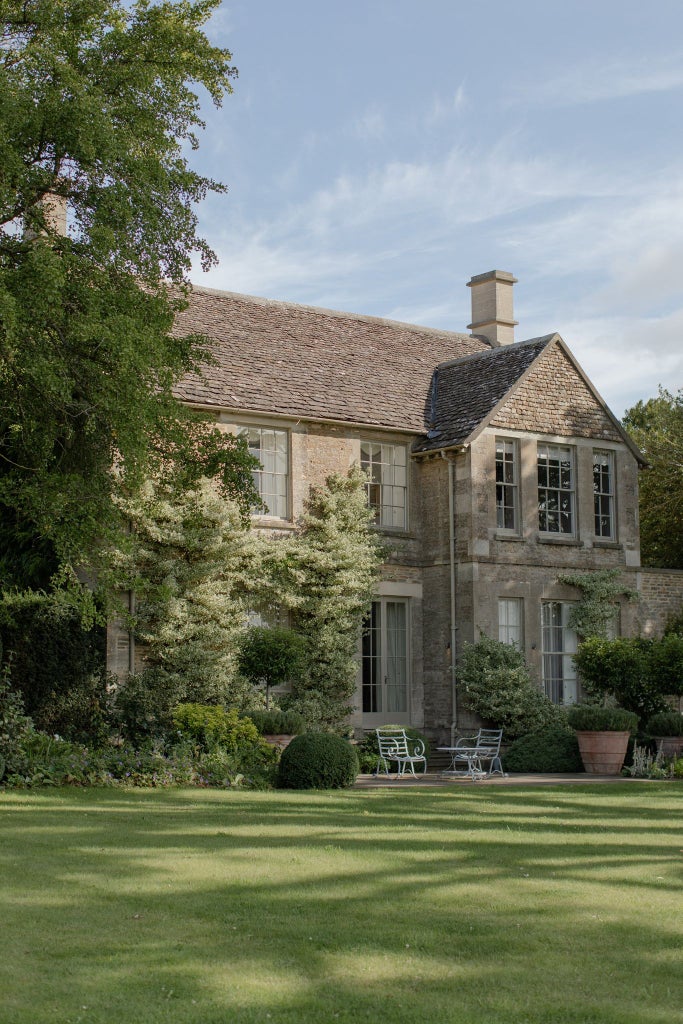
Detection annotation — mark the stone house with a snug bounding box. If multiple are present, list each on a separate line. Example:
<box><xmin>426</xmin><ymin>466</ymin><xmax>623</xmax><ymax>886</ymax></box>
<box><xmin>110</xmin><ymin>269</ymin><xmax>675</xmax><ymax>741</ymax></box>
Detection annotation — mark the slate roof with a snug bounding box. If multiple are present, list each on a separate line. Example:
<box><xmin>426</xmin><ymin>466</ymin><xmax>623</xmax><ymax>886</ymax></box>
<box><xmin>173</xmin><ymin>287</ymin><xmax>488</xmax><ymax>433</ymax></box>
<box><xmin>413</xmin><ymin>335</ymin><xmax>556</xmax><ymax>452</ymax></box>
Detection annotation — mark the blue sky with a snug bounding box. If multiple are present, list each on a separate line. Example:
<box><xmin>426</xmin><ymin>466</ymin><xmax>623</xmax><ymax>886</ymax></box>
<box><xmin>189</xmin><ymin>0</ymin><xmax>683</xmax><ymax>418</ymax></box>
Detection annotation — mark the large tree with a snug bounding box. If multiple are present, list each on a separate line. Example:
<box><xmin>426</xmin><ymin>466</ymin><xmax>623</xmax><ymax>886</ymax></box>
<box><xmin>0</xmin><ymin>0</ymin><xmax>255</xmax><ymax>590</ymax></box>
<box><xmin>623</xmin><ymin>388</ymin><xmax>683</xmax><ymax>570</ymax></box>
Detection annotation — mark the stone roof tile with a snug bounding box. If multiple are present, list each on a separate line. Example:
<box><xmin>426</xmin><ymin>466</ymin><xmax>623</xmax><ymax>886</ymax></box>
<box><xmin>414</xmin><ymin>335</ymin><xmax>554</xmax><ymax>452</ymax></box>
<box><xmin>173</xmin><ymin>287</ymin><xmax>489</xmax><ymax>433</ymax></box>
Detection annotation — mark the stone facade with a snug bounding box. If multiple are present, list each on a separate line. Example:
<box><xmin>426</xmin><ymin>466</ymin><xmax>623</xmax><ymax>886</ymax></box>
<box><xmin>635</xmin><ymin>568</ymin><xmax>683</xmax><ymax>636</ymax></box>
<box><xmin>107</xmin><ymin>274</ymin><xmax>669</xmax><ymax>745</ymax></box>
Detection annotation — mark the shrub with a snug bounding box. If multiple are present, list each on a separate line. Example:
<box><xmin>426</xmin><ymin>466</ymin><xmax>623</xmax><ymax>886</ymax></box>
<box><xmin>645</xmin><ymin>711</ymin><xmax>683</xmax><ymax>736</ymax></box>
<box><xmin>172</xmin><ymin>704</ymin><xmax>261</xmax><ymax>749</ymax></box>
<box><xmin>246</xmin><ymin>709</ymin><xmax>306</xmax><ymax>735</ymax></box>
<box><xmin>238</xmin><ymin>627</ymin><xmax>306</xmax><ymax>708</ymax></box>
<box><xmin>277</xmin><ymin>732</ymin><xmax>359</xmax><ymax>789</ymax></box>
<box><xmin>567</xmin><ymin>705</ymin><xmax>639</xmax><ymax>733</ymax></box>
<box><xmin>457</xmin><ymin>635</ymin><xmax>563</xmax><ymax>740</ymax></box>
<box><xmin>574</xmin><ymin>635</ymin><xmax>683</xmax><ymax>720</ymax></box>
<box><xmin>0</xmin><ymin>672</ymin><xmax>35</xmax><ymax>780</ymax></box>
<box><xmin>0</xmin><ymin>591</ymin><xmax>108</xmax><ymax>742</ymax></box>
<box><xmin>502</xmin><ymin>726</ymin><xmax>583</xmax><ymax>773</ymax></box>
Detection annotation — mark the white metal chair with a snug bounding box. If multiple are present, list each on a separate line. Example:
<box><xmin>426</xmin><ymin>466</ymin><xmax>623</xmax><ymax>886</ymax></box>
<box><xmin>374</xmin><ymin>727</ymin><xmax>427</xmax><ymax>778</ymax></box>
<box><xmin>448</xmin><ymin>728</ymin><xmax>504</xmax><ymax>780</ymax></box>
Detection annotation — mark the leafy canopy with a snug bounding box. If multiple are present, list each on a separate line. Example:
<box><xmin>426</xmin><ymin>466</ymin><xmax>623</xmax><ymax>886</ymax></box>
<box><xmin>0</xmin><ymin>0</ymin><xmax>257</xmax><ymax>588</ymax></box>
<box><xmin>623</xmin><ymin>387</ymin><xmax>683</xmax><ymax>569</ymax></box>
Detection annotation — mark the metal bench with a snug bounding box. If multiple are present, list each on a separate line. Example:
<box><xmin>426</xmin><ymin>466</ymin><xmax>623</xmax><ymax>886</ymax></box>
<box><xmin>374</xmin><ymin>727</ymin><xmax>427</xmax><ymax>778</ymax></box>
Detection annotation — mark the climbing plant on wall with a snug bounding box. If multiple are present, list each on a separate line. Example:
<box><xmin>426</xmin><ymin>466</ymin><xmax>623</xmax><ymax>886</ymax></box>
<box><xmin>557</xmin><ymin>568</ymin><xmax>638</xmax><ymax>640</ymax></box>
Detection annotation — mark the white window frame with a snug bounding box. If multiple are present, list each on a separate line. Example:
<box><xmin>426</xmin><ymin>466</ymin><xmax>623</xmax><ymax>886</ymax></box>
<box><xmin>537</xmin><ymin>443</ymin><xmax>575</xmax><ymax>536</ymax></box>
<box><xmin>361</xmin><ymin>597</ymin><xmax>410</xmax><ymax>726</ymax></box>
<box><xmin>498</xmin><ymin>598</ymin><xmax>524</xmax><ymax>650</ymax></box>
<box><xmin>240</xmin><ymin>426</ymin><xmax>289</xmax><ymax>519</ymax></box>
<box><xmin>360</xmin><ymin>441</ymin><xmax>408</xmax><ymax>530</ymax></box>
<box><xmin>593</xmin><ymin>449</ymin><xmax>615</xmax><ymax>540</ymax></box>
<box><xmin>541</xmin><ymin>602</ymin><xmax>578</xmax><ymax>705</ymax></box>
<box><xmin>495</xmin><ymin>438</ymin><xmax>520</xmax><ymax>532</ymax></box>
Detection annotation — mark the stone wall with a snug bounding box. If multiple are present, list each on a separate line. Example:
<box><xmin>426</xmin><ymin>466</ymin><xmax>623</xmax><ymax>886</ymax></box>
<box><xmin>635</xmin><ymin>568</ymin><xmax>683</xmax><ymax>636</ymax></box>
<box><xmin>490</xmin><ymin>343</ymin><xmax>621</xmax><ymax>442</ymax></box>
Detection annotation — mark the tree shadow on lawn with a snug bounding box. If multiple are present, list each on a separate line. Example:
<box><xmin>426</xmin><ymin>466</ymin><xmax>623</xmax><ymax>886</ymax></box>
<box><xmin>0</xmin><ymin>786</ymin><xmax>681</xmax><ymax>1023</ymax></box>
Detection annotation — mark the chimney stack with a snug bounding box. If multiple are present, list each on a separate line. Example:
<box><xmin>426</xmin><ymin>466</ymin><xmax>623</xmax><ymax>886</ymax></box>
<box><xmin>467</xmin><ymin>269</ymin><xmax>518</xmax><ymax>346</ymax></box>
<box><xmin>24</xmin><ymin>191</ymin><xmax>68</xmax><ymax>240</ymax></box>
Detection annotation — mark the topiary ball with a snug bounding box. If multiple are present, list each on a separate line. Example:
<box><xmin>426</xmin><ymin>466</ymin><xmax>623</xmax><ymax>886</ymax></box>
<box><xmin>277</xmin><ymin>732</ymin><xmax>359</xmax><ymax>789</ymax></box>
<box><xmin>502</xmin><ymin>725</ymin><xmax>584</xmax><ymax>773</ymax></box>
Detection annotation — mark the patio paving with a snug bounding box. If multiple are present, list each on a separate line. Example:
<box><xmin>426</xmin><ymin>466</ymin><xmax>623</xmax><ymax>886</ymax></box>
<box><xmin>354</xmin><ymin>771</ymin><xmax>645</xmax><ymax>788</ymax></box>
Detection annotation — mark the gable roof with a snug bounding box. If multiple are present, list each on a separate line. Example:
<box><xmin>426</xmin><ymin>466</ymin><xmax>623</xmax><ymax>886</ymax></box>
<box><xmin>173</xmin><ymin>286</ymin><xmax>488</xmax><ymax>433</ymax></box>
<box><xmin>414</xmin><ymin>335</ymin><xmax>555</xmax><ymax>452</ymax></box>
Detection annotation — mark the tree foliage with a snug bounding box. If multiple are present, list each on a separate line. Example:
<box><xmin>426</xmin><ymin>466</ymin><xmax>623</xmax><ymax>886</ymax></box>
<box><xmin>623</xmin><ymin>387</ymin><xmax>683</xmax><ymax>569</ymax></box>
<box><xmin>108</xmin><ymin>477</ymin><xmax>261</xmax><ymax>736</ymax></box>
<box><xmin>573</xmin><ymin>634</ymin><xmax>683</xmax><ymax>720</ymax></box>
<box><xmin>0</xmin><ymin>0</ymin><xmax>257</xmax><ymax>588</ymax></box>
<box><xmin>286</xmin><ymin>468</ymin><xmax>384</xmax><ymax>731</ymax></box>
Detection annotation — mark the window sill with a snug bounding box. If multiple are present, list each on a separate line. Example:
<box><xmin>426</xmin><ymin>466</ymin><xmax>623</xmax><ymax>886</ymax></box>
<box><xmin>537</xmin><ymin>535</ymin><xmax>582</xmax><ymax>546</ymax></box>
<box><xmin>251</xmin><ymin>516</ymin><xmax>295</xmax><ymax>531</ymax></box>
<box><xmin>495</xmin><ymin>531</ymin><xmax>524</xmax><ymax>542</ymax></box>
<box><xmin>593</xmin><ymin>539</ymin><xmax>621</xmax><ymax>549</ymax></box>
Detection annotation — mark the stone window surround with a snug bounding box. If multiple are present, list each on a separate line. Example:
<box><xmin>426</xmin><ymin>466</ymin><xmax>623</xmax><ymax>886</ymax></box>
<box><xmin>360</xmin><ymin>436</ymin><xmax>410</xmax><ymax>533</ymax></box>
<box><xmin>593</xmin><ymin>448</ymin><xmax>616</xmax><ymax>541</ymax></box>
<box><xmin>218</xmin><ymin>413</ymin><xmax>294</xmax><ymax>526</ymax></box>
<box><xmin>483</xmin><ymin>428</ymin><xmax>623</xmax><ymax>548</ymax></box>
<box><xmin>495</xmin><ymin>437</ymin><xmax>520</xmax><ymax>534</ymax></box>
<box><xmin>537</xmin><ymin>441</ymin><xmax>576</xmax><ymax>537</ymax></box>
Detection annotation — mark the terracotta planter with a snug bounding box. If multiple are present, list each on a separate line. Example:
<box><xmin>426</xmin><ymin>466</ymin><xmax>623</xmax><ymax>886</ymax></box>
<box><xmin>654</xmin><ymin>736</ymin><xmax>683</xmax><ymax>759</ymax></box>
<box><xmin>575</xmin><ymin>730</ymin><xmax>630</xmax><ymax>775</ymax></box>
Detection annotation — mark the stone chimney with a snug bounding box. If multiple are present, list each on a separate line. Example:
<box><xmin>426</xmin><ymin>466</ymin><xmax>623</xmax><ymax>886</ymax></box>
<box><xmin>24</xmin><ymin>191</ymin><xmax>68</xmax><ymax>239</ymax></box>
<box><xmin>467</xmin><ymin>269</ymin><xmax>518</xmax><ymax>347</ymax></box>
<box><xmin>42</xmin><ymin>192</ymin><xmax>68</xmax><ymax>235</ymax></box>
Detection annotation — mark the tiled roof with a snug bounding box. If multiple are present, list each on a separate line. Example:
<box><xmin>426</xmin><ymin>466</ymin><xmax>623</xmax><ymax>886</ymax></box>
<box><xmin>414</xmin><ymin>335</ymin><xmax>555</xmax><ymax>452</ymax></box>
<box><xmin>173</xmin><ymin>287</ymin><xmax>488</xmax><ymax>433</ymax></box>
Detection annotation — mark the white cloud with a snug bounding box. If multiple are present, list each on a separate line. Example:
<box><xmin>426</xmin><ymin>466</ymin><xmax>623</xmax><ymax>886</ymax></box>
<box><xmin>515</xmin><ymin>52</ymin><xmax>683</xmax><ymax>107</ymax></box>
<box><xmin>557</xmin><ymin>310</ymin><xmax>683</xmax><ymax>417</ymax></box>
<box><xmin>426</xmin><ymin>84</ymin><xmax>467</xmax><ymax>125</ymax></box>
<box><xmin>351</xmin><ymin>104</ymin><xmax>386</xmax><ymax>141</ymax></box>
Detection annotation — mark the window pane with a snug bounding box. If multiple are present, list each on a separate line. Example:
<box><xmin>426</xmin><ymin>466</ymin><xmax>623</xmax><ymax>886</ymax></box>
<box><xmin>239</xmin><ymin>426</ymin><xmax>289</xmax><ymax>518</ymax></box>
<box><xmin>362</xmin><ymin>441</ymin><xmax>407</xmax><ymax>530</ymax></box>
<box><xmin>538</xmin><ymin>445</ymin><xmax>574</xmax><ymax>534</ymax></box>
<box><xmin>496</xmin><ymin>439</ymin><xmax>519</xmax><ymax>531</ymax></box>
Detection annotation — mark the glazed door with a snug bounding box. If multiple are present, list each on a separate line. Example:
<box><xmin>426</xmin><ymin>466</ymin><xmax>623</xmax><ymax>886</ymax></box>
<box><xmin>361</xmin><ymin>599</ymin><xmax>410</xmax><ymax>726</ymax></box>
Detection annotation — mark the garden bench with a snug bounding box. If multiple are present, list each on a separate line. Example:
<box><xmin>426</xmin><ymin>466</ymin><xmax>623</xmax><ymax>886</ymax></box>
<box><xmin>374</xmin><ymin>728</ymin><xmax>427</xmax><ymax>778</ymax></box>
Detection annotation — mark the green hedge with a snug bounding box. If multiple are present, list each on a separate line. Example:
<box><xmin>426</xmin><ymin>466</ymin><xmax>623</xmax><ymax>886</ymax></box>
<box><xmin>567</xmin><ymin>705</ymin><xmax>639</xmax><ymax>733</ymax></box>
<box><xmin>502</xmin><ymin>726</ymin><xmax>583</xmax><ymax>773</ymax></box>
<box><xmin>246</xmin><ymin>710</ymin><xmax>306</xmax><ymax>735</ymax></box>
<box><xmin>645</xmin><ymin>711</ymin><xmax>683</xmax><ymax>736</ymax></box>
<box><xmin>277</xmin><ymin>732</ymin><xmax>359</xmax><ymax>789</ymax></box>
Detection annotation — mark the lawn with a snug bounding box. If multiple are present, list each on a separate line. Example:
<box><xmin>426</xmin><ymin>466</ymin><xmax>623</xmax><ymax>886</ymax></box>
<box><xmin>1</xmin><ymin>783</ymin><xmax>681</xmax><ymax>1024</ymax></box>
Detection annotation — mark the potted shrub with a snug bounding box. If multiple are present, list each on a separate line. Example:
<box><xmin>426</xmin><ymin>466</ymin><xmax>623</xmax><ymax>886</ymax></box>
<box><xmin>567</xmin><ymin>706</ymin><xmax>639</xmax><ymax>775</ymax></box>
<box><xmin>645</xmin><ymin>711</ymin><xmax>683</xmax><ymax>760</ymax></box>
